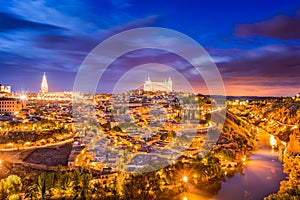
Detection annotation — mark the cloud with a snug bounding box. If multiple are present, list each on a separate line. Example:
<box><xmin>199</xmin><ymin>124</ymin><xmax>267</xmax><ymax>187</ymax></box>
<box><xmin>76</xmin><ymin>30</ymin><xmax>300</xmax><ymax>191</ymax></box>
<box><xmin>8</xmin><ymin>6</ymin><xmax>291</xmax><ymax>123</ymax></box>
<box><xmin>235</xmin><ymin>11</ymin><xmax>300</xmax><ymax>40</ymax></box>
<box><xmin>1</xmin><ymin>0</ymin><xmax>297</xmax><ymax>97</ymax></box>
<box><xmin>5</xmin><ymin>0</ymin><xmax>97</xmax><ymax>33</ymax></box>
<box><xmin>90</xmin><ymin>47</ymin><xmax>217</xmax><ymax>94</ymax></box>
<box><xmin>206</xmin><ymin>47</ymin><xmax>245</xmax><ymax>57</ymax></box>
<box><xmin>216</xmin><ymin>44</ymin><xmax>300</xmax><ymax>96</ymax></box>
<box><xmin>219</xmin><ymin>44</ymin><xmax>300</xmax><ymax>78</ymax></box>
<box><xmin>0</xmin><ymin>11</ymin><xmax>62</xmax><ymax>32</ymax></box>
<box><xmin>35</xmin><ymin>33</ymin><xmax>98</xmax><ymax>53</ymax></box>
<box><xmin>0</xmin><ymin>0</ymin><xmax>161</xmax><ymax>90</ymax></box>
<box><xmin>0</xmin><ymin>0</ymin><xmax>160</xmax><ymax>75</ymax></box>
<box><xmin>34</xmin><ymin>15</ymin><xmax>159</xmax><ymax>52</ymax></box>
<box><xmin>3</xmin><ymin>0</ymin><xmax>148</xmax><ymax>34</ymax></box>
<box><xmin>100</xmin><ymin>15</ymin><xmax>160</xmax><ymax>39</ymax></box>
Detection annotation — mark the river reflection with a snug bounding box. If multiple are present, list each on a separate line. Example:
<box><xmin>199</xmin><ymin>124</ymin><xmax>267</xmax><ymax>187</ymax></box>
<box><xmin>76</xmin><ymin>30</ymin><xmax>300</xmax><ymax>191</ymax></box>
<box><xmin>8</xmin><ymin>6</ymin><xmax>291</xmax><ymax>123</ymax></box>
<box><xmin>178</xmin><ymin>130</ymin><xmax>286</xmax><ymax>200</ymax></box>
<box><xmin>269</xmin><ymin>134</ymin><xmax>277</xmax><ymax>148</ymax></box>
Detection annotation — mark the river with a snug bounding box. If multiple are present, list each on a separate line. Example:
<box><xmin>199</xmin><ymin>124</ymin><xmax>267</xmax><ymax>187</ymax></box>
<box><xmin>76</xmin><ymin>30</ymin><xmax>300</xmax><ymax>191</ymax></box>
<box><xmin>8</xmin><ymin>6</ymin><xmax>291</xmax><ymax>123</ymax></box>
<box><xmin>179</xmin><ymin>128</ymin><xmax>286</xmax><ymax>200</ymax></box>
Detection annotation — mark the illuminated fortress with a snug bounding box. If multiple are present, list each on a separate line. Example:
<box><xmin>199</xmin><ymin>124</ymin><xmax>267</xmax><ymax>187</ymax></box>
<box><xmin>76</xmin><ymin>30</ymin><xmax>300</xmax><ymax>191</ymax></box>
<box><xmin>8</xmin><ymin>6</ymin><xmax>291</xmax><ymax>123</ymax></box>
<box><xmin>143</xmin><ymin>76</ymin><xmax>172</xmax><ymax>92</ymax></box>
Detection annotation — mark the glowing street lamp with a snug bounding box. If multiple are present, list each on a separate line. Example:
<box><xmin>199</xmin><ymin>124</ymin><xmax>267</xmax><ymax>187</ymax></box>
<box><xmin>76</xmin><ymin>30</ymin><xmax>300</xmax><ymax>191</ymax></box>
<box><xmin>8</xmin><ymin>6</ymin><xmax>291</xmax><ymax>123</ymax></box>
<box><xmin>242</xmin><ymin>156</ymin><xmax>246</xmax><ymax>165</ymax></box>
<box><xmin>20</xmin><ymin>95</ymin><xmax>27</xmax><ymax>100</ymax></box>
<box><xmin>183</xmin><ymin>176</ymin><xmax>188</xmax><ymax>182</ymax></box>
<box><xmin>291</xmin><ymin>125</ymin><xmax>298</xmax><ymax>130</ymax></box>
<box><xmin>183</xmin><ymin>196</ymin><xmax>188</xmax><ymax>200</ymax></box>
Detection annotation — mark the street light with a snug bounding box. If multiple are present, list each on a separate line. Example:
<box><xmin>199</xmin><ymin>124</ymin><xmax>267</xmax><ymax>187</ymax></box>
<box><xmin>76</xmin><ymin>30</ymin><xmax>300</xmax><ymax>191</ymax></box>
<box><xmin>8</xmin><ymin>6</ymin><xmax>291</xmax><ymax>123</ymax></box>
<box><xmin>242</xmin><ymin>156</ymin><xmax>246</xmax><ymax>165</ymax></box>
<box><xmin>20</xmin><ymin>95</ymin><xmax>27</xmax><ymax>100</ymax></box>
<box><xmin>183</xmin><ymin>196</ymin><xmax>188</xmax><ymax>200</ymax></box>
<box><xmin>242</xmin><ymin>156</ymin><xmax>246</xmax><ymax>162</ymax></box>
<box><xmin>183</xmin><ymin>176</ymin><xmax>188</xmax><ymax>182</ymax></box>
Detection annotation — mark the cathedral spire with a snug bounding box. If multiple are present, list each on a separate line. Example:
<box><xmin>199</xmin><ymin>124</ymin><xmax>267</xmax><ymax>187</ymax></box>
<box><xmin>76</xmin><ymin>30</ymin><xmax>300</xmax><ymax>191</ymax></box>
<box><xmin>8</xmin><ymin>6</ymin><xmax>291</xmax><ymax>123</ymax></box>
<box><xmin>41</xmin><ymin>72</ymin><xmax>48</xmax><ymax>93</ymax></box>
<box><xmin>147</xmin><ymin>73</ymin><xmax>151</xmax><ymax>81</ymax></box>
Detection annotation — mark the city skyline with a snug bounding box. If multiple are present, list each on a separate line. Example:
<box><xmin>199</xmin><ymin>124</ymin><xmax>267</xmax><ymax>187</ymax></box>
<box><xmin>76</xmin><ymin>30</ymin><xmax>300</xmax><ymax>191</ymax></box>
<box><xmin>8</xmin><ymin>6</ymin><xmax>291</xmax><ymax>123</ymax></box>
<box><xmin>0</xmin><ymin>1</ymin><xmax>300</xmax><ymax>96</ymax></box>
<box><xmin>0</xmin><ymin>2</ymin><xmax>299</xmax><ymax>199</ymax></box>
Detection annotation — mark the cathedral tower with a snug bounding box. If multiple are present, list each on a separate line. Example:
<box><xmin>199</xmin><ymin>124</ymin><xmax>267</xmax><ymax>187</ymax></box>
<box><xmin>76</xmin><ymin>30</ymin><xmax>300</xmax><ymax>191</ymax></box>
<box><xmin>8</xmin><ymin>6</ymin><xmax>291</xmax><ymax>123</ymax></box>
<box><xmin>41</xmin><ymin>72</ymin><xmax>48</xmax><ymax>93</ymax></box>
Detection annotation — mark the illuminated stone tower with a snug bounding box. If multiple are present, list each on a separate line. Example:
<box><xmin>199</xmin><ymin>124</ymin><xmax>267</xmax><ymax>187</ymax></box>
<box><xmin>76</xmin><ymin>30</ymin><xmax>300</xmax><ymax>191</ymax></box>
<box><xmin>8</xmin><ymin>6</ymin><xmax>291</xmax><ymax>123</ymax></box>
<box><xmin>41</xmin><ymin>72</ymin><xmax>48</xmax><ymax>93</ymax></box>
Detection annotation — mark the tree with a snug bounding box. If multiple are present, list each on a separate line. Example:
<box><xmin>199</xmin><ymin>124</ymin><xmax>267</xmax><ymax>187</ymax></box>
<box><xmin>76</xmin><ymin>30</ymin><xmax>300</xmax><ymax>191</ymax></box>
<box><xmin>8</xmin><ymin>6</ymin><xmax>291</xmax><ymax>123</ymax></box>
<box><xmin>8</xmin><ymin>194</ymin><xmax>21</xmax><ymax>200</ymax></box>
<box><xmin>110</xmin><ymin>176</ymin><xmax>120</xmax><ymax>200</ymax></box>
<box><xmin>79</xmin><ymin>168</ymin><xmax>92</xmax><ymax>199</ymax></box>
<box><xmin>37</xmin><ymin>173</ymin><xmax>47</xmax><ymax>199</ymax></box>
<box><xmin>24</xmin><ymin>184</ymin><xmax>39</xmax><ymax>200</ymax></box>
<box><xmin>122</xmin><ymin>172</ymin><xmax>162</xmax><ymax>200</ymax></box>
<box><xmin>101</xmin><ymin>123</ymin><xmax>111</xmax><ymax>131</ymax></box>
<box><xmin>111</xmin><ymin>126</ymin><xmax>122</xmax><ymax>133</ymax></box>
<box><xmin>160</xmin><ymin>130</ymin><xmax>176</xmax><ymax>141</ymax></box>
<box><xmin>90</xmin><ymin>182</ymin><xmax>106</xmax><ymax>199</ymax></box>
<box><xmin>0</xmin><ymin>175</ymin><xmax>22</xmax><ymax>200</ymax></box>
<box><xmin>174</xmin><ymin>116</ymin><xmax>181</xmax><ymax>123</ymax></box>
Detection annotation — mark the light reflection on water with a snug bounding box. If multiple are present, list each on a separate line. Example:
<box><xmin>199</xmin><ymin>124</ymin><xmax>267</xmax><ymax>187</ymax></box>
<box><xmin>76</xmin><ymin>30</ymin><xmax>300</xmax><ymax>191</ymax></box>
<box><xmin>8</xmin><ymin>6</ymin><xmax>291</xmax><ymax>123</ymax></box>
<box><xmin>178</xmin><ymin>131</ymin><xmax>286</xmax><ymax>200</ymax></box>
<box><xmin>213</xmin><ymin>131</ymin><xmax>286</xmax><ymax>200</ymax></box>
<box><xmin>269</xmin><ymin>134</ymin><xmax>277</xmax><ymax>148</ymax></box>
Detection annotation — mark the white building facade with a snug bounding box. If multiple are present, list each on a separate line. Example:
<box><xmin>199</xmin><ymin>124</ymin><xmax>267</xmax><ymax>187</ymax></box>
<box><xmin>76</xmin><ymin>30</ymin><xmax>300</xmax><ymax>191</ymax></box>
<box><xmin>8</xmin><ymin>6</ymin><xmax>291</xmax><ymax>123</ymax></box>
<box><xmin>0</xmin><ymin>84</ymin><xmax>11</xmax><ymax>93</ymax></box>
<box><xmin>143</xmin><ymin>76</ymin><xmax>172</xmax><ymax>92</ymax></box>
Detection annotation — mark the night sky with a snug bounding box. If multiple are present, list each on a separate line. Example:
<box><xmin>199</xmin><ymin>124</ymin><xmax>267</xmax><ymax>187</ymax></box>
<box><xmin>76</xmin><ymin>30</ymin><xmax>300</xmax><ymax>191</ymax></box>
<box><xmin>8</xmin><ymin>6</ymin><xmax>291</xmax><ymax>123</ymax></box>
<box><xmin>0</xmin><ymin>0</ymin><xmax>300</xmax><ymax>96</ymax></box>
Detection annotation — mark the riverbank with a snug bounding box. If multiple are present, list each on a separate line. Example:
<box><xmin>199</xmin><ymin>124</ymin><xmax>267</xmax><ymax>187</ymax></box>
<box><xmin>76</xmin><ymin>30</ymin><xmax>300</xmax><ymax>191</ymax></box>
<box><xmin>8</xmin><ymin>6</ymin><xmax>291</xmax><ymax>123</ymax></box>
<box><xmin>213</xmin><ymin>129</ymin><xmax>286</xmax><ymax>199</ymax></box>
<box><xmin>265</xmin><ymin>130</ymin><xmax>300</xmax><ymax>199</ymax></box>
<box><xmin>175</xmin><ymin>127</ymin><xmax>286</xmax><ymax>200</ymax></box>
<box><xmin>0</xmin><ymin>142</ymin><xmax>73</xmax><ymax>187</ymax></box>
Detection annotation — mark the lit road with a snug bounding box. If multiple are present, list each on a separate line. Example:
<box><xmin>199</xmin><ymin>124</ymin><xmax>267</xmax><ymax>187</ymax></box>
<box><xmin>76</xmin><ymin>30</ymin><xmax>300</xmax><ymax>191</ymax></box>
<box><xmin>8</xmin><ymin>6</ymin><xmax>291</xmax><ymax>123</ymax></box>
<box><xmin>275</xmin><ymin>120</ymin><xmax>297</xmax><ymax>127</ymax></box>
<box><xmin>0</xmin><ymin>138</ymin><xmax>74</xmax><ymax>152</ymax></box>
<box><xmin>0</xmin><ymin>139</ymin><xmax>73</xmax><ymax>176</ymax></box>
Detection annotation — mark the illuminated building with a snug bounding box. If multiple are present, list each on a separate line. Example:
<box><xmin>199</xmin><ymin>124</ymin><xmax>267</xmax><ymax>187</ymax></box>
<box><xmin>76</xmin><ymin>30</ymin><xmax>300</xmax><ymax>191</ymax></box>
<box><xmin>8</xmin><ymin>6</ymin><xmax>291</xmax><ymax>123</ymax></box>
<box><xmin>37</xmin><ymin>72</ymin><xmax>79</xmax><ymax>101</ymax></box>
<box><xmin>41</xmin><ymin>72</ymin><xmax>48</xmax><ymax>93</ymax></box>
<box><xmin>0</xmin><ymin>83</ymin><xmax>11</xmax><ymax>94</ymax></box>
<box><xmin>0</xmin><ymin>97</ymin><xmax>22</xmax><ymax>114</ymax></box>
<box><xmin>143</xmin><ymin>76</ymin><xmax>172</xmax><ymax>92</ymax></box>
<box><xmin>38</xmin><ymin>91</ymin><xmax>75</xmax><ymax>101</ymax></box>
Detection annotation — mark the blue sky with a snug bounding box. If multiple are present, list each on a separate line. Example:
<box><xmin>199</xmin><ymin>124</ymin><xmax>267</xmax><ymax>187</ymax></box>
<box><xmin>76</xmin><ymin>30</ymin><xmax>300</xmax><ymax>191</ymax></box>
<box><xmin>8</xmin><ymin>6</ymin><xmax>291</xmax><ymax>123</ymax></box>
<box><xmin>0</xmin><ymin>0</ymin><xmax>300</xmax><ymax>96</ymax></box>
